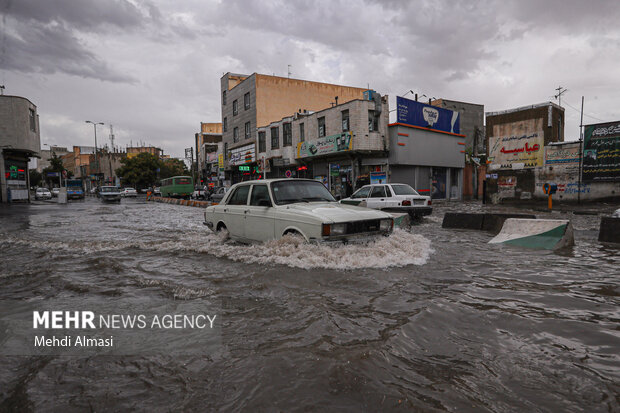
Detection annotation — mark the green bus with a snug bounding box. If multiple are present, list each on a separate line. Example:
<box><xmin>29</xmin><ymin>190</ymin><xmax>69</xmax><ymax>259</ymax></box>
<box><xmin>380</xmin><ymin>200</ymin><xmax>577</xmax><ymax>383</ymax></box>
<box><xmin>160</xmin><ymin>176</ymin><xmax>194</xmax><ymax>199</ymax></box>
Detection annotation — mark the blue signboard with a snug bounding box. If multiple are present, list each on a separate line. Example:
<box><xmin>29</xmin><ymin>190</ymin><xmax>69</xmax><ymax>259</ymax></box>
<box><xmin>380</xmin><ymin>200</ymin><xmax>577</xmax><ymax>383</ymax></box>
<box><xmin>396</xmin><ymin>96</ymin><xmax>461</xmax><ymax>135</ymax></box>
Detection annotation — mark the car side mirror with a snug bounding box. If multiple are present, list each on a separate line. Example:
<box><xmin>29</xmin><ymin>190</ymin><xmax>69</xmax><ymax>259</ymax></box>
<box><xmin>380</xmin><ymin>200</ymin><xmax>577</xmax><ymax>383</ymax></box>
<box><xmin>258</xmin><ymin>199</ymin><xmax>271</xmax><ymax>207</ymax></box>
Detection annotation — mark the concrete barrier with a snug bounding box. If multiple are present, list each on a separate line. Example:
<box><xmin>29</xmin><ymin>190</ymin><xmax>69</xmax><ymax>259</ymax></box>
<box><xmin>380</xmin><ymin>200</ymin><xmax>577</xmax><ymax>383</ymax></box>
<box><xmin>388</xmin><ymin>212</ymin><xmax>411</xmax><ymax>229</ymax></box>
<box><xmin>149</xmin><ymin>196</ymin><xmax>212</xmax><ymax>209</ymax></box>
<box><xmin>489</xmin><ymin>219</ymin><xmax>574</xmax><ymax>250</ymax></box>
<box><xmin>482</xmin><ymin>213</ymin><xmax>537</xmax><ymax>234</ymax></box>
<box><xmin>598</xmin><ymin>216</ymin><xmax>620</xmax><ymax>244</ymax></box>
<box><xmin>442</xmin><ymin>213</ymin><xmax>485</xmax><ymax>230</ymax></box>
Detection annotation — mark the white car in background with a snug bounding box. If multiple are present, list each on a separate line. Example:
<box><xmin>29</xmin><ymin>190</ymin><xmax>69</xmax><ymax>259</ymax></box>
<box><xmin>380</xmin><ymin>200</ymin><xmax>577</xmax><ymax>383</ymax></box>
<box><xmin>51</xmin><ymin>187</ymin><xmax>60</xmax><ymax>197</ymax></box>
<box><xmin>34</xmin><ymin>187</ymin><xmax>52</xmax><ymax>200</ymax></box>
<box><xmin>203</xmin><ymin>179</ymin><xmax>393</xmax><ymax>243</ymax></box>
<box><xmin>340</xmin><ymin>183</ymin><xmax>432</xmax><ymax>218</ymax></box>
<box><xmin>121</xmin><ymin>187</ymin><xmax>138</xmax><ymax>197</ymax></box>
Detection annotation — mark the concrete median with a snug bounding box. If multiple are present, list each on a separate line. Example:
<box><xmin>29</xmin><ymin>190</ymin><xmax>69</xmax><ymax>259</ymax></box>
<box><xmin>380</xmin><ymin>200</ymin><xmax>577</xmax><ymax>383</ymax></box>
<box><xmin>489</xmin><ymin>219</ymin><xmax>574</xmax><ymax>250</ymax></box>
<box><xmin>442</xmin><ymin>212</ymin><xmax>536</xmax><ymax>234</ymax></box>
<box><xmin>387</xmin><ymin>212</ymin><xmax>411</xmax><ymax>229</ymax></box>
<box><xmin>598</xmin><ymin>216</ymin><xmax>620</xmax><ymax>244</ymax></box>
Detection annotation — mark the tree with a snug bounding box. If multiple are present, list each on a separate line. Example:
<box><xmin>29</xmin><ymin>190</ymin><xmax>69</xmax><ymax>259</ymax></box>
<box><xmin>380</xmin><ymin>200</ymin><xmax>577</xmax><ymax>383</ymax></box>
<box><xmin>159</xmin><ymin>158</ymin><xmax>190</xmax><ymax>180</ymax></box>
<box><xmin>29</xmin><ymin>170</ymin><xmax>42</xmax><ymax>187</ymax></box>
<box><xmin>115</xmin><ymin>152</ymin><xmax>160</xmax><ymax>189</ymax></box>
<box><xmin>42</xmin><ymin>153</ymin><xmax>66</xmax><ymax>186</ymax></box>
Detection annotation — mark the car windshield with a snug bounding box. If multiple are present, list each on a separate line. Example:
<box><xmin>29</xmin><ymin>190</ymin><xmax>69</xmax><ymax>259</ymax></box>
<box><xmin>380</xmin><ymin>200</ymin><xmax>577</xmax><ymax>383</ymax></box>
<box><xmin>391</xmin><ymin>184</ymin><xmax>419</xmax><ymax>196</ymax></box>
<box><xmin>36</xmin><ymin>188</ymin><xmax>46</xmax><ymax>192</ymax></box>
<box><xmin>271</xmin><ymin>180</ymin><xmax>336</xmax><ymax>205</ymax></box>
<box><xmin>101</xmin><ymin>187</ymin><xmax>117</xmax><ymax>193</ymax></box>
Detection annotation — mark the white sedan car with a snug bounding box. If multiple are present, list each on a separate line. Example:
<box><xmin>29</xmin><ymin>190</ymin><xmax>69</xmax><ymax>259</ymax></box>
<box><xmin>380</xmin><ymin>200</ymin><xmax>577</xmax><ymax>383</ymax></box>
<box><xmin>340</xmin><ymin>183</ymin><xmax>432</xmax><ymax>218</ymax></box>
<box><xmin>203</xmin><ymin>179</ymin><xmax>394</xmax><ymax>243</ymax></box>
<box><xmin>121</xmin><ymin>187</ymin><xmax>138</xmax><ymax>197</ymax></box>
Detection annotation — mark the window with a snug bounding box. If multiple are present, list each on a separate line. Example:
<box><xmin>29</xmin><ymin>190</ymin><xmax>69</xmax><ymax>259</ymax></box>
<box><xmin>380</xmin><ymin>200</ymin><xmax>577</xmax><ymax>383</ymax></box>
<box><xmin>258</xmin><ymin>131</ymin><xmax>266</xmax><ymax>153</ymax></box>
<box><xmin>222</xmin><ymin>90</ymin><xmax>227</xmax><ymax>105</ymax></box>
<box><xmin>250</xmin><ymin>185</ymin><xmax>271</xmax><ymax>206</ymax></box>
<box><xmin>233</xmin><ymin>99</ymin><xmax>238</xmax><ymax>116</ymax></box>
<box><xmin>223</xmin><ymin>117</ymin><xmax>227</xmax><ymax>132</ymax></box>
<box><xmin>370</xmin><ymin>186</ymin><xmax>387</xmax><ymax>198</ymax></box>
<box><xmin>228</xmin><ymin>185</ymin><xmax>250</xmax><ymax>205</ymax></box>
<box><xmin>391</xmin><ymin>184</ymin><xmax>418</xmax><ymax>196</ymax></box>
<box><xmin>299</xmin><ymin>123</ymin><xmax>305</xmax><ymax>142</ymax></box>
<box><xmin>29</xmin><ymin>109</ymin><xmax>36</xmax><ymax>132</ymax></box>
<box><xmin>244</xmin><ymin>92</ymin><xmax>250</xmax><ymax>110</ymax></box>
<box><xmin>351</xmin><ymin>186</ymin><xmax>371</xmax><ymax>199</ymax></box>
<box><xmin>271</xmin><ymin>127</ymin><xmax>279</xmax><ymax>149</ymax></box>
<box><xmin>368</xmin><ymin>110</ymin><xmax>378</xmax><ymax>132</ymax></box>
<box><xmin>245</xmin><ymin>122</ymin><xmax>251</xmax><ymax>139</ymax></box>
<box><xmin>341</xmin><ymin>110</ymin><xmax>349</xmax><ymax>132</ymax></box>
<box><xmin>283</xmin><ymin>123</ymin><xmax>292</xmax><ymax>146</ymax></box>
<box><xmin>233</xmin><ymin>127</ymin><xmax>239</xmax><ymax>143</ymax></box>
<box><xmin>318</xmin><ymin>117</ymin><xmax>325</xmax><ymax>137</ymax></box>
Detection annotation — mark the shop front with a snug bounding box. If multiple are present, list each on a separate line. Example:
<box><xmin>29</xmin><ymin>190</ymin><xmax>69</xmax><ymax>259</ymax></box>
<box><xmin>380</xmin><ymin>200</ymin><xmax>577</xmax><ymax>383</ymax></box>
<box><xmin>228</xmin><ymin>143</ymin><xmax>258</xmax><ymax>184</ymax></box>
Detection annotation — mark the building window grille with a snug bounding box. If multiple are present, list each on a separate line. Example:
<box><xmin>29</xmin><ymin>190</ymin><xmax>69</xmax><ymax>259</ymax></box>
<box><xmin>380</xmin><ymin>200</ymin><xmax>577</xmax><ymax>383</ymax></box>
<box><xmin>318</xmin><ymin>117</ymin><xmax>326</xmax><ymax>137</ymax></box>
<box><xmin>245</xmin><ymin>122</ymin><xmax>251</xmax><ymax>139</ymax></box>
<box><xmin>283</xmin><ymin>123</ymin><xmax>292</xmax><ymax>146</ymax></box>
<box><xmin>233</xmin><ymin>100</ymin><xmax>238</xmax><ymax>116</ymax></box>
<box><xmin>342</xmin><ymin>110</ymin><xmax>349</xmax><ymax>132</ymax></box>
<box><xmin>233</xmin><ymin>127</ymin><xmax>239</xmax><ymax>143</ymax></box>
<box><xmin>244</xmin><ymin>92</ymin><xmax>250</xmax><ymax>110</ymax></box>
<box><xmin>271</xmin><ymin>127</ymin><xmax>279</xmax><ymax>149</ymax></box>
<box><xmin>299</xmin><ymin>123</ymin><xmax>305</xmax><ymax>142</ymax></box>
<box><xmin>258</xmin><ymin>131</ymin><xmax>266</xmax><ymax>152</ymax></box>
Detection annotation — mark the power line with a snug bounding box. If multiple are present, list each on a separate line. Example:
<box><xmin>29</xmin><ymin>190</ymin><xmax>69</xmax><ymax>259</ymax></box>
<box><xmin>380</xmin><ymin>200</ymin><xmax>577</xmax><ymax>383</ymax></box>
<box><xmin>563</xmin><ymin>99</ymin><xmax>605</xmax><ymax>122</ymax></box>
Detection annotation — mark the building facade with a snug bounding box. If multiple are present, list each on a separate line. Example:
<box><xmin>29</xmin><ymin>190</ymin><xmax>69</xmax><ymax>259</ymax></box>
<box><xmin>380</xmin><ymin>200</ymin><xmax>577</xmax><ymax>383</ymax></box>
<box><xmin>195</xmin><ymin>122</ymin><xmax>222</xmax><ymax>186</ymax></box>
<box><xmin>485</xmin><ymin>102</ymin><xmax>565</xmax><ymax>201</ymax></box>
<box><xmin>252</xmin><ymin>95</ymin><xmax>389</xmax><ymax>198</ymax></box>
<box><xmin>0</xmin><ymin>95</ymin><xmax>40</xmax><ymax>203</ymax></box>
<box><xmin>37</xmin><ymin>146</ymin><xmax>69</xmax><ymax>173</ymax></box>
<box><xmin>220</xmin><ymin>72</ymin><xmax>369</xmax><ymax>183</ymax></box>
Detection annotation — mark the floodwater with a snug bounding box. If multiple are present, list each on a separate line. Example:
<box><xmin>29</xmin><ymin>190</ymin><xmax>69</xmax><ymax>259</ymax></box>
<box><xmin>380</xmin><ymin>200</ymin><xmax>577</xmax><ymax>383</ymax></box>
<box><xmin>0</xmin><ymin>197</ymin><xmax>618</xmax><ymax>412</ymax></box>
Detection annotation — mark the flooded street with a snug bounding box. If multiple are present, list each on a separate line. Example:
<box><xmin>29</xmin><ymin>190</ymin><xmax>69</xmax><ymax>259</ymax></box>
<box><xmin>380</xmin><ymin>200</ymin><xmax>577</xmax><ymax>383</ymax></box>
<box><xmin>0</xmin><ymin>198</ymin><xmax>618</xmax><ymax>412</ymax></box>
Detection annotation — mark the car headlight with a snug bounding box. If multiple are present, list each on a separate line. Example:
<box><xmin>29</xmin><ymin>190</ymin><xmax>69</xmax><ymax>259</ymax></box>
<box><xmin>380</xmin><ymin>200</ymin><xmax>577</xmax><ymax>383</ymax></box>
<box><xmin>331</xmin><ymin>223</ymin><xmax>346</xmax><ymax>235</ymax></box>
<box><xmin>380</xmin><ymin>218</ymin><xmax>393</xmax><ymax>231</ymax></box>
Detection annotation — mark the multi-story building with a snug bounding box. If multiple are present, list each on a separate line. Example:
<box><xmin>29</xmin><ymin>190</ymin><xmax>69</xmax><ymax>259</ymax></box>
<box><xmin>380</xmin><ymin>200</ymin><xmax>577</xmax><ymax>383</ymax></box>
<box><xmin>485</xmin><ymin>102</ymin><xmax>565</xmax><ymax>201</ymax></box>
<box><xmin>220</xmin><ymin>72</ymin><xmax>369</xmax><ymax>183</ymax></box>
<box><xmin>126</xmin><ymin>146</ymin><xmax>162</xmax><ymax>159</ymax></box>
<box><xmin>253</xmin><ymin>93</ymin><xmax>389</xmax><ymax>198</ymax></box>
<box><xmin>0</xmin><ymin>95</ymin><xmax>40</xmax><ymax>203</ymax></box>
<box><xmin>37</xmin><ymin>146</ymin><xmax>69</xmax><ymax>173</ymax></box>
<box><xmin>72</xmin><ymin>146</ymin><xmax>95</xmax><ymax>179</ymax></box>
<box><xmin>195</xmin><ymin>122</ymin><xmax>222</xmax><ymax>186</ymax></box>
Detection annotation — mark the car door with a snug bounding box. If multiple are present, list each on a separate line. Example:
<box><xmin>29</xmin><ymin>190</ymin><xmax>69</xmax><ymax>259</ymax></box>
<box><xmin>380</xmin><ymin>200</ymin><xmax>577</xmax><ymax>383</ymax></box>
<box><xmin>244</xmin><ymin>184</ymin><xmax>276</xmax><ymax>242</ymax></box>
<box><xmin>341</xmin><ymin>186</ymin><xmax>371</xmax><ymax>206</ymax></box>
<box><xmin>366</xmin><ymin>185</ymin><xmax>387</xmax><ymax>209</ymax></box>
<box><xmin>222</xmin><ymin>185</ymin><xmax>250</xmax><ymax>239</ymax></box>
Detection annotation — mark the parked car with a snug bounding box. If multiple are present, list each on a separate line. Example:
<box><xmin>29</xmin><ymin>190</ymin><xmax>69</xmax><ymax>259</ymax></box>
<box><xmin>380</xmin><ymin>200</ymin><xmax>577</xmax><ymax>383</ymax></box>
<box><xmin>34</xmin><ymin>187</ymin><xmax>52</xmax><ymax>200</ymax></box>
<box><xmin>99</xmin><ymin>186</ymin><xmax>122</xmax><ymax>203</ymax></box>
<box><xmin>340</xmin><ymin>183</ymin><xmax>432</xmax><ymax>218</ymax></box>
<box><xmin>191</xmin><ymin>186</ymin><xmax>208</xmax><ymax>200</ymax></box>
<box><xmin>121</xmin><ymin>187</ymin><xmax>138</xmax><ymax>197</ymax></box>
<box><xmin>153</xmin><ymin>187</ymin><xmax>161</xmax><ymax>196</ymax></box>
<box><xmin>209</xmin><ymin>187</ymin><xmax>228</xmax><ymax>204</ymax></box>
<box><xmin>203</xmin><ymin>179</ymin><xmax>394</xmax><ymax>244</ymax></box>
<box><xmin>51</xmin><ymin>187</ymin><xmax>60</xmax><ymax>197</ymax></box>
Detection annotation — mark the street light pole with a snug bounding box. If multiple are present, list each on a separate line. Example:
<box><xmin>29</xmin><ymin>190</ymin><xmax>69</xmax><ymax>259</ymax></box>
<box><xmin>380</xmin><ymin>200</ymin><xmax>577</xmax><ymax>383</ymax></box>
<box><xmin>86</xmin><ymin>121</ymin><xmax>104</xmax><ymax>185</ymax></box>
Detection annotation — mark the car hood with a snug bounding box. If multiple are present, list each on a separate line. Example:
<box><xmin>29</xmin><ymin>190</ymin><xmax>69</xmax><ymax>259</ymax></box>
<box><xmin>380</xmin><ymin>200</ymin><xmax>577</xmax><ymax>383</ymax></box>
<box><xmin>278</xmin><ymin>202</ymin><xmax>391</xmax><ymax>223</ymax></box>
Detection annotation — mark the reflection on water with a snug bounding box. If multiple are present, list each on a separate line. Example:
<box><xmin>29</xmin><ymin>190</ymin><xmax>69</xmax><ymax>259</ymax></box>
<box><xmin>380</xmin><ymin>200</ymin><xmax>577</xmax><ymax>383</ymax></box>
<box><xmin>0</xmin><ymin>199</ymin><xmax>618</xmax><ymax>411</ymax></box>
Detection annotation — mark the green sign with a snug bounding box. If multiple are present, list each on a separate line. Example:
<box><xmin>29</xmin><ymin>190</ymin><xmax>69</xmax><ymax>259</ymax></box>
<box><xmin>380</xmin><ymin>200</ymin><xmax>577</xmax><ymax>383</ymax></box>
<box><xmin>296</xmin><ymin>132</ymin><xmax>353</xmax><ymax>158</ymax></box>
<box><xmin>239</xmin><ymin>165</ymin><xmax>250</xmax><ymax>171</ymax></box>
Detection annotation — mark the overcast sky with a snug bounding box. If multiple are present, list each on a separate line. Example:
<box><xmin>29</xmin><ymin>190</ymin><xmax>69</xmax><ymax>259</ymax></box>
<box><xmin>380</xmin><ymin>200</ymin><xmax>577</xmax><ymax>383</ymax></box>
<box><xmin>2</xmin><ymin>0</ymin><xmax>619</xmax><ymax>158</ymax></box>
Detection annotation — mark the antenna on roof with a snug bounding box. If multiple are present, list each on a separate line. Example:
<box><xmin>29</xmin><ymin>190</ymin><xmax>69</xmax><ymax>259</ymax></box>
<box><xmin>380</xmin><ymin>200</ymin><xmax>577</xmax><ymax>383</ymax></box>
<box><xmin>287</xmin><ymin>64</ymin><xmax>292</xmax><ymax>79</ymax></box>
<box><xmin>0</xmin><ymin>85</ymin><xmax>4</xmax><ymax>95</ymax></box>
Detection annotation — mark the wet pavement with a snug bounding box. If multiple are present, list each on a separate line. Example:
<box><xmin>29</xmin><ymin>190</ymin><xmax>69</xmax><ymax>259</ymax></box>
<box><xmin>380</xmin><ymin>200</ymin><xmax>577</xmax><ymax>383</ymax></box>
<box><xmin>0</xmin><ymin>196</ymin><xmax>619</xmax><ymax>412</ymax></box>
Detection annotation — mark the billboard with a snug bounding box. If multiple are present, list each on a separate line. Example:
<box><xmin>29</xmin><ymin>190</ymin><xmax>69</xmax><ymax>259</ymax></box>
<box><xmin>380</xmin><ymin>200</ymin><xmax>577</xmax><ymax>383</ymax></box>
<box><xmin>297</xmin><ymin>132</ymin><xmax>353</xmax><ymax>159</ymax></box>
<box><xmin>396</xmin><ymin>96</ymin><xmax>460</xmax><ymax>135</ymax></box>
<box><xmin>229</xmin><ymin>144</ymin><xmax>255</xmax><ymax>166</ymax></box>
<box><xmin>583</xmin><ymin>121</ymin><xmax>620</xmax><ymax>181</ymax></box>
<box><xmin>488</xmin><ymin>132</ymin><xmax>544</xmax><ymax>170</ymax></box>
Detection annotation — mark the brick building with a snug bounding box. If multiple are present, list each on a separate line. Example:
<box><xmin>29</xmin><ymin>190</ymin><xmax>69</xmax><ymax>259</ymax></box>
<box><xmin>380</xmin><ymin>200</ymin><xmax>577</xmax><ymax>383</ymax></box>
<box><xmin>220</xmin><ymin>72</ymin><xmax>369</xmax><ymax>183</ymax></box>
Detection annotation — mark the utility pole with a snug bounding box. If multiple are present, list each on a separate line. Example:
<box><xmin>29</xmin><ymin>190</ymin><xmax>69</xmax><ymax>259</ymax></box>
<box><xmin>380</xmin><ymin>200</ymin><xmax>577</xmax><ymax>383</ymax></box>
<box><xmin>578</xmin><ymin>96</ymin><xmax>584</xmax><ymax>205</ymax></box>
<box><xmin>109</xmin><ymin>124</ymin><xmax>115</xmax><ymax>152</ymax></box>
<box><xmin>554</xmin><ymin>86</ymin><xmax>567</xmax><ymax>106</ymax></box>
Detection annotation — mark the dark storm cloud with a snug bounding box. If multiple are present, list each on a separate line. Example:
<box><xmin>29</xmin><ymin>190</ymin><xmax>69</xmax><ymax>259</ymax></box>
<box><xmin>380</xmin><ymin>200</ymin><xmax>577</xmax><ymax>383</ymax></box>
<box><xmin>0</xmin><ymin>0</ymin><xmax>150</xmax><ymax>82</ymax></box>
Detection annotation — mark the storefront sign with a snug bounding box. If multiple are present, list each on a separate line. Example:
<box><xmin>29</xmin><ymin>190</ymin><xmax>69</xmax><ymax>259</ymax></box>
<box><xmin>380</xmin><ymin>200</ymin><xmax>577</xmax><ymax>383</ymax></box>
<box><xmin>218</xmin><ymin>154</ymin><xmax>224</xmax><ymax>171</ymax></box>
<box><xmin>488</xmin><ymin>132</ymin><xmax>544</xmax><ymax>170</ymax></box>
<box><xmin>396</xmin><ymin>96</ymin><xmax>460</xmax><ymax>134</ymax></box>
<box><xmin>583</xmin><ymin>121</ymin><xmax>620</xmax><ymax>181</ymax></box>
<box><xmin>229</xmin><ymin>144</ymin><xmax>255</xmax><ymax>166</ymax></box>
<box><xmin>207</xmin><ymin>152</ymin><xmax>217</xmax><ymax>163</ymax></box>
<box><xmin>297</xmin><ymin>132</ymin><xmax>353</xmax><ymax>158</ymax></box>
<box><xmin>370</xmin><ymin>171</ymin><xmax>387</xmax><ymax>184</ymax></box>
